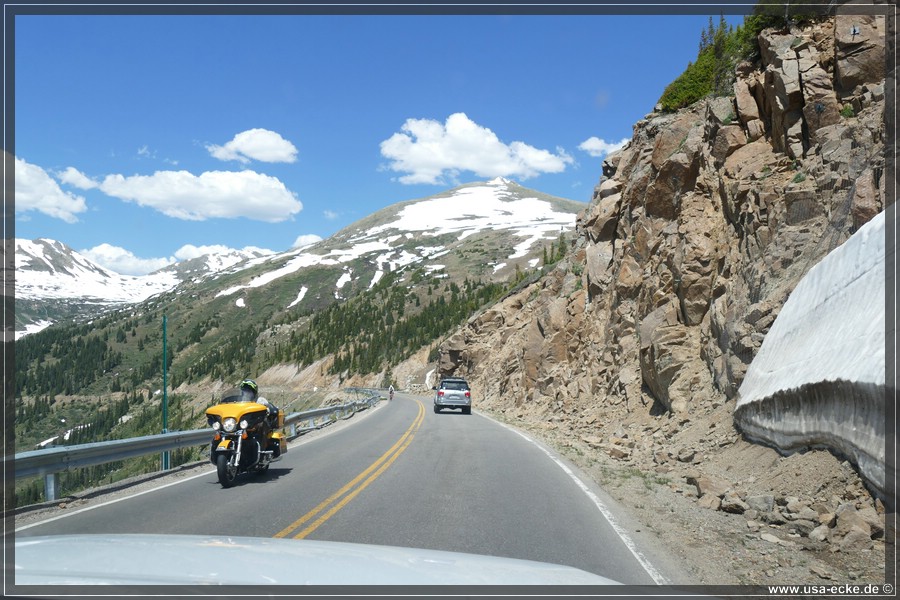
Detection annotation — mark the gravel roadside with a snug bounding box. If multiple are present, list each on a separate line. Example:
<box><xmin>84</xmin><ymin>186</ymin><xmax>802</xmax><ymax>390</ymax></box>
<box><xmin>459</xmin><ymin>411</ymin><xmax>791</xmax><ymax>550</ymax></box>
<box><xmin>495</xmin><ymin>401</ymin><xmax>889</xmax><ymax>589</ymax></box>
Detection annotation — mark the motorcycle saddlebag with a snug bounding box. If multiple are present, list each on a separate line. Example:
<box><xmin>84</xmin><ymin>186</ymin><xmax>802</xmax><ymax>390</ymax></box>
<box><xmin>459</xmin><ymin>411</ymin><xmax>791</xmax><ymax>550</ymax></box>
<box><xmin>270</xmin><ymin>431</ymin><xmax>287</xmax><ymax>457</ymax></box>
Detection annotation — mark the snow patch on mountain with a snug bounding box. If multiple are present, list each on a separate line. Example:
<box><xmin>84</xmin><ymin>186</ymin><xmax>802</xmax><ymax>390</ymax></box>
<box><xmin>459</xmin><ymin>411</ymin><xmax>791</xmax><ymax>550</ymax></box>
<box><xmin>16</xmin><ymin>320</ymin><xmax>56</xmax><ymax>340</ymax></box>
<box><xmin>193</xmin><ymin>249</ymin><xmax>273</xmax><ymax>275</ymax></box>
<box><xmin>364</xmin><ymin>179</ymin><xmax>573</xmax><ymax>242</ymax></box>
<box><xmin>288</xmin><ymin>286</ymin><xmax>309</xmax><ymax>308</ymax></box>
<box><xmin>335</xmin><ymin>269</ymin><xmax>352</xmax><ymax>298</ymax></box>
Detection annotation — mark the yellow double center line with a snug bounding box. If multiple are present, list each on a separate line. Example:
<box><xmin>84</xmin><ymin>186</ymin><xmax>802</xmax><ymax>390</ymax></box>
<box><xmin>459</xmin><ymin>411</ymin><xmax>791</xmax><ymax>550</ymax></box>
<box><xmin>274</xmin><ymin>399</ymin><xmax>425</xmax><ymax>540</ymax></box>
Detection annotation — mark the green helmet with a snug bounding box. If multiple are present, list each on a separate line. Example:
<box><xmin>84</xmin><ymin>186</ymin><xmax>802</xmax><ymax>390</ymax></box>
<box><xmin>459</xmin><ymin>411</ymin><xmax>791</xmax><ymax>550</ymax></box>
<box><xmin>239</xmin><ymin>378</ymin><xmax>258</xmax><ymax>401</ymax></box>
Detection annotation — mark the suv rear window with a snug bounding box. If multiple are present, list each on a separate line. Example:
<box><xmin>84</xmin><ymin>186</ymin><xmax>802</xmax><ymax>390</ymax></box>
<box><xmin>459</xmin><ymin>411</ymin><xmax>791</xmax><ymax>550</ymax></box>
<box><xmin>440</xmin><ymin>380</ymin><xmax>469</xmax><ymax>391</ymax></box>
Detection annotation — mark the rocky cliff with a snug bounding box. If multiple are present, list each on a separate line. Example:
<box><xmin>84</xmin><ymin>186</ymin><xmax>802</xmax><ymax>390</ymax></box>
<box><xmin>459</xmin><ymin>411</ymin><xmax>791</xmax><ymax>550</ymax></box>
<box><xmin>436</xmin><ymin>12</ymin><xmax>890</xmax><ymax>558</ymax></box>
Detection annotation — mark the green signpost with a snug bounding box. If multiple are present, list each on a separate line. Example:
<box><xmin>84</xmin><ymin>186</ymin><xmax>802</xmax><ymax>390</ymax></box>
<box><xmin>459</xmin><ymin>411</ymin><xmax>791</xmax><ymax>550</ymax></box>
<box><xmin>161</xmin><ymin>315</ymin><xmax>169</xmax><ymax>470</ymax></box>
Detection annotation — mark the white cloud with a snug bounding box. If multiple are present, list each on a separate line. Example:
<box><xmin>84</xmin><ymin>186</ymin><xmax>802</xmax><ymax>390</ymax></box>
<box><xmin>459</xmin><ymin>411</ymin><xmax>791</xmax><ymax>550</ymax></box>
<box><xmin>578</xmin><ymin>136</ymin><xmax>629</xmax><ymax>158</ymax></box>
<box><xmin>14</xmin><ymin>157</ymin><xmax>88</xmax><ymax>223</ymax></box>
<box><xmin>80</xmin><ymin>243</ymin><xmax>174</xmax><ymax>276</ymax></box>
<box><xmin>136</xmin><ymin>146</ymin><xmax>179</xmax><ymax>165</ymax></box>
<box><xmin>98</xmin><ymin>169</ymin><xmax>302</xmax><ymax>222</ymax></box>
<box><xmin>57</xmin><ymin>166</ymin><xmax>99</xmax><ymax>190</ymax></box>
<box><xmin>323</xmin><ymin>210</ymin><xmax>339</xmax><ymax>220</ymax></box>
<box><xmin>292</xmin><ymin>234</ymin><xmax>322</xmax><ymax>249</ymax></box>
<box><xmin>207</xmin><ymin>128</ymin><xmax>298</xmax><ymax>164</ymax></box>
<box><xmin>379</xmin><ymin>112</ymin><xmax>574</xmax><ymax>185</ymax></box>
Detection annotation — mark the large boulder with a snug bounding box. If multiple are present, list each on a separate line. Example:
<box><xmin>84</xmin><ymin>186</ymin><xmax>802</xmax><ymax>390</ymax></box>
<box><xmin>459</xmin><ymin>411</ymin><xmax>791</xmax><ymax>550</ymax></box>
<box><xmin>834</xmin><ymin>14</ymin><xmax>886</xmax><ymax>93</ymax></box>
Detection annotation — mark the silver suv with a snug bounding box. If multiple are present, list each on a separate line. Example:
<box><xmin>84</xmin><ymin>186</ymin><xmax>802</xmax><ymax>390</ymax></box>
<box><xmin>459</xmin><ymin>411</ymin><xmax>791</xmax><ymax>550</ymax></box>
<box><xmin>433</xmin><ymin>377</ymin><xmax>472</xmax><ymax>414</ymax></box>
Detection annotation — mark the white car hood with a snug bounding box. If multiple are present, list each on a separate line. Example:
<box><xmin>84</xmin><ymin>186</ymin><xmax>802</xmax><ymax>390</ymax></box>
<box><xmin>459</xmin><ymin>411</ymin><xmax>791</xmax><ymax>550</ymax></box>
<box><xmin>14</xmin><ymin>533</ymin><xmax>622</xmax><ymax>586</ymax></box>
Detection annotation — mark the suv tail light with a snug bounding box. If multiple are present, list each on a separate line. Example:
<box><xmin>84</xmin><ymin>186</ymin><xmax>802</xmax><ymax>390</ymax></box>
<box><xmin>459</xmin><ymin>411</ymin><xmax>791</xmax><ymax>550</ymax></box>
<box><xmin>438</xmin><ymin>390</ymin><xmax>444</xmax><ymax>397</ymax></box>
<box><xmin>465</xmin><ymin>391</ymin><xmax>471</xmax><ymax>398</ymax></box>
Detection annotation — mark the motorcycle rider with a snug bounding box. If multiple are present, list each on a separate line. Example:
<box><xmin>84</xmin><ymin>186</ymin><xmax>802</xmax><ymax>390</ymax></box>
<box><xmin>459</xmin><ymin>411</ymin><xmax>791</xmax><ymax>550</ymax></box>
<box><xmin>239</xmin><ymin>378</ymin><xmax>280</xmax><ymax>426</ymax></box>
<box><xmin>389</xmin><ymin>384</ymin><xmax>394</xmax><ymax>401</ymax></box>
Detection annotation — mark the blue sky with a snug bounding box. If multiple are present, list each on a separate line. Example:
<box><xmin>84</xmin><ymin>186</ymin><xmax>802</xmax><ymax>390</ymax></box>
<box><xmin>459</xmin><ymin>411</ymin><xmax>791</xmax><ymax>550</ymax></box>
<box><xmin>13</xmin><ymin>7</ymin><xmax>746</xmax><ymax>275</ymax></box>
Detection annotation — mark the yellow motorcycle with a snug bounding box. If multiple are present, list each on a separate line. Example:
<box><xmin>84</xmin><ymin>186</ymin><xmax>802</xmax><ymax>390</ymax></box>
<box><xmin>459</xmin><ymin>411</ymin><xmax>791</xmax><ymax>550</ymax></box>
<box><xmin>206</xmin><ymin>388</ymin><xmax>287</xmax><ymax>488</ymax></box>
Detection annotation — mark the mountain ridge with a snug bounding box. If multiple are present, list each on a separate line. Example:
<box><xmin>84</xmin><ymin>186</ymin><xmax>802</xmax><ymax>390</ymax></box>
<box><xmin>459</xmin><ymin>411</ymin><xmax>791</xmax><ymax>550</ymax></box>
<box><xmin>14</xmin><ymin>177</ymin><xmax>586</xmax><ymax>338</ymax></box>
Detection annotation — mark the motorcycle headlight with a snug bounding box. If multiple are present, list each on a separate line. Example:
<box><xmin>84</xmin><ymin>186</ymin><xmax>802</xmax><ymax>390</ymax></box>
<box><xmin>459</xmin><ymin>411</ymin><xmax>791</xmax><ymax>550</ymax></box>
<box><xmin>223</xmin><ymin>417</ymin><xmax>237</xmax><ymax>432</ymax></box>
<box><xmin>239</xmin><ymin>419</ymin><xmax>249</xmax><ymax>429</ymax></box>
<box><xmin>212</xmin><ymin>421</ymin><xmax>221</xmax><ymax>431</ymax></box>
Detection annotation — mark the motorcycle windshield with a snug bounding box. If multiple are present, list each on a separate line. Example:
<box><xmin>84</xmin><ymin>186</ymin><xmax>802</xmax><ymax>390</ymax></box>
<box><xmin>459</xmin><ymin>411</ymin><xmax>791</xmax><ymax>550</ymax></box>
<box><xmin>220</xmin><ymin>389</ymin><xmax>243</xmax><ymax>403</ymax></box>
<box><xmin>206</xmin><ymin>402</ymin><xmax>268</xmax><ymax>421</ymax></box>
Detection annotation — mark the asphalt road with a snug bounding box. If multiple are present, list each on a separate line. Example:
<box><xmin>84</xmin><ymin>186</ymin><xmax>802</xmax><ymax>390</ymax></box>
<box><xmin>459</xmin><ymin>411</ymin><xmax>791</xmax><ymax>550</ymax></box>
<box><xmin>16</xmin><ymin>393</ymin><xmax>677</xmax><ymax>584</ymax></box>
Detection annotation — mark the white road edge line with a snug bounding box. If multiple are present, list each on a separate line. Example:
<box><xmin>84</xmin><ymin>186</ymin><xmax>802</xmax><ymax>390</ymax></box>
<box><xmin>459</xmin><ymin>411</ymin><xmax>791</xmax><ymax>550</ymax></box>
<box><xmin>483</xmin><ymin>412</ymin><xmax>669</xmax><ymax>586</ymax></box>
<box><xmin>15</xmin><ymin>469</ymin><xmax>215</xmax><ymax>532</ymax></box>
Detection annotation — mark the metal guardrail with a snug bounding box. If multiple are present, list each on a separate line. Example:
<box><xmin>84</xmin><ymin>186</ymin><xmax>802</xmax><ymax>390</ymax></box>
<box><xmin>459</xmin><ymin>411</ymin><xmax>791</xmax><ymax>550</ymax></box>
<box><xmin>15</xmin><ymin>389</ymin><xmax>382</xmax><ymax>502</ymax></box>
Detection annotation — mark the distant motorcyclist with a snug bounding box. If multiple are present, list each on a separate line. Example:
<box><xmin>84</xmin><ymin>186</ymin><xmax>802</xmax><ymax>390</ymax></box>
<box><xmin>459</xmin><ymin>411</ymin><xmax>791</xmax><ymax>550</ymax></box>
<box><xmin>239</xmin><ymin>378</ymin><xmax>280</xmax><ymax>426</ymax></box>
<box><xmin>388</xmin><ymin>384</ymin><xmax>395</xmax><ymax>401</ymax></box>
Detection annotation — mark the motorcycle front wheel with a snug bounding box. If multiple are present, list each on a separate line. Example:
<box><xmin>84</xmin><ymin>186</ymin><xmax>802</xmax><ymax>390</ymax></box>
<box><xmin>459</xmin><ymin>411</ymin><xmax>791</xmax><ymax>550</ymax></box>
<box><xmin>216</xmin><ymin>454</ymin><xmax>238</xmax><ymax>488</ymax></box>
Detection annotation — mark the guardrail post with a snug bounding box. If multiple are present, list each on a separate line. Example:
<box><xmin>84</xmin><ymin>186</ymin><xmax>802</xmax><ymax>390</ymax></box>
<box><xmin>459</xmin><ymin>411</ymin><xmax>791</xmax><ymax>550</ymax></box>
<box><xmin>44</xmin><ymin>473</ymin><xmax>59</xmax><ymax>502</ymax></box>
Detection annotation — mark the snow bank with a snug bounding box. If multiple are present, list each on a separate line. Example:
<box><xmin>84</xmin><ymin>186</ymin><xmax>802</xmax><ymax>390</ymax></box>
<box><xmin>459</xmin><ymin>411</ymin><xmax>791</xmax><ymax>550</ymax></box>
<box><xmin>734</xmin><ymin>209</ymin><xmax>888</xmax><ymax>498</ymax></box>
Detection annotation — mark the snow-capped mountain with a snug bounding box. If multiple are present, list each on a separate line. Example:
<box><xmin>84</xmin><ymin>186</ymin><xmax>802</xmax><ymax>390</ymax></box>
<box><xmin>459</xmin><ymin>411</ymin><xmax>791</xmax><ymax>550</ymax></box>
<box><xmin>14</xmin><ymin>178</ymin><xmax>586</xmax><ymax>338</ymax></box>
<box><xmin>211</xmin><ymin>177</ymin><xmax>584</xmax><ymax>300</ymax></box>
<box><xmin>16</xmin><ymin>239</ymin><xmax>178</xmax><ymax>303</ymax></box>
<box><xmin>14</xmin><ymin>239</ymin><xmax>175</xmax><ymax>339</ymax></box>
